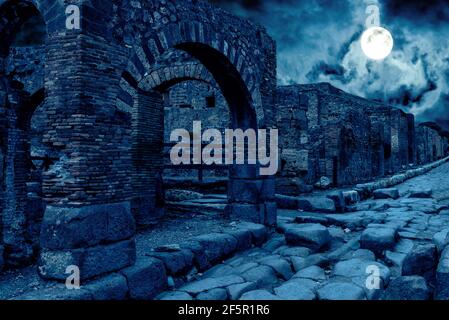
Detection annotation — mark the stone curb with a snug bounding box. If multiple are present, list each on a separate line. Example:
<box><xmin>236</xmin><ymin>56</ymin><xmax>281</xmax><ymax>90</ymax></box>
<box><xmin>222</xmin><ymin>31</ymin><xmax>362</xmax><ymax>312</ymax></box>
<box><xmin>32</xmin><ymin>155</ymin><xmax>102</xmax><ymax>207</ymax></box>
<box><xmin>355</xmin><ymin>156</ymin><xmax>449</xmax><ymax>199</ymax></box>
<box><xmin>13</xmin><ymin>222</ymin><xmax>269</xmax><ymax>301</ymax></box>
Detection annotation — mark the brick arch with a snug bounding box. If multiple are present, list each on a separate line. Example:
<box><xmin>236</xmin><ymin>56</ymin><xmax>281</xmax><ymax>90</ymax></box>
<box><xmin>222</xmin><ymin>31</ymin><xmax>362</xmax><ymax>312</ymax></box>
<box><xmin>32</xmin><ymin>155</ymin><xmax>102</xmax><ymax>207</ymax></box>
<box><xmin>118</xmin><ymin>20</ymin><xmax>276</xmax><ymax>229</ymax></box>
<box><xmin>123</xmin><ymin>20</ymin><xmax>265</xmax><ymax>127</ymax></box>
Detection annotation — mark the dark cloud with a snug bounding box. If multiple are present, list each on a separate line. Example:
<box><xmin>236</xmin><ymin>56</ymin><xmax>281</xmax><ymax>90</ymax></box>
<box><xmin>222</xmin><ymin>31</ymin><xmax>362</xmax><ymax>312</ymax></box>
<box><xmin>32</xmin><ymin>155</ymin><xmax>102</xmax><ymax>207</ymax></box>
<box><xmin>210</xmin><ymin>0</ymin><xmax>449</xmax><ymax>125</ymax></box>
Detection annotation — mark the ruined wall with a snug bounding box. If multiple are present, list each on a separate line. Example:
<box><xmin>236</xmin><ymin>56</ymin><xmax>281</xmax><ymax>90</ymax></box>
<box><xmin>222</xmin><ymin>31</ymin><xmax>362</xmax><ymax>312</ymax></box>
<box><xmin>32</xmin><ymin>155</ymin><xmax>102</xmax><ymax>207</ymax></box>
<box><xmin>275</xmin><ymin>83</ymin><xmax>444</xmax><ymax>193</ymax></box>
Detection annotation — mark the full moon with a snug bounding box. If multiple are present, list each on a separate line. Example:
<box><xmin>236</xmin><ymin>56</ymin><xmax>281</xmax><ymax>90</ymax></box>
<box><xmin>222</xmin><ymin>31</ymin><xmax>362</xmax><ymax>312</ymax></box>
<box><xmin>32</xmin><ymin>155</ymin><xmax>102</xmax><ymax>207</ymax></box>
<box><xmin>361</xmin><ymin>26</ymin><xmax>394</xmax><ymax>60</ymax></box>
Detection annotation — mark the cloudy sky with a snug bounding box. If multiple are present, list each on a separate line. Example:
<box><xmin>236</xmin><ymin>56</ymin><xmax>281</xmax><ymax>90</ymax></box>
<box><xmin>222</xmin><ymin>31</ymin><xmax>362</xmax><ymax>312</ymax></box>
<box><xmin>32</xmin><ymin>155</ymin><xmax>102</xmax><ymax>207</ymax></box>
<box><xmin>210</xmin><ymin>0</ymin><xmax>449</xmax><ymax>129</ymax></box>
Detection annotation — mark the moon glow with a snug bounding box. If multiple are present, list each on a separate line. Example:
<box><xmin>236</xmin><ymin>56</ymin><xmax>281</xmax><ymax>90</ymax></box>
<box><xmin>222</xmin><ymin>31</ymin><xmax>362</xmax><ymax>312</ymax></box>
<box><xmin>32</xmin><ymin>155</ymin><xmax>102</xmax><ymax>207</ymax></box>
<box><xmin>361</xmin><ymin>26</ymin><xmax>394</xmax><ymax>60</ymax></box>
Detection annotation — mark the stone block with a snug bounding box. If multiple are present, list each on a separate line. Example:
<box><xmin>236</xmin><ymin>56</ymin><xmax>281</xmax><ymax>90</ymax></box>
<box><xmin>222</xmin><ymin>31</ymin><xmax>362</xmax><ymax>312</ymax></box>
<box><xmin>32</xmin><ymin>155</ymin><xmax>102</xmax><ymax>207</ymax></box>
<box><xmin>120</xmin><ymin>257</ymin><xmax>167</xmax><ymax>300</ymax></box>
<box><xmin>382</xmin><ymin>276</ymin><xmax>430</xmax><ymax>300</ymax></box>
<box><xmin>360</xmin><ymin>227</ymin><xmax>397</xmax><ymax>255</ymax></box>
<box><xmin>84</xmin><ymin>273</ymin><xmax>129</xmax><ymax>300</ymax></box>
<box><xmin>285</xmin><ymin>224</ymin><xmax>331</xmax><ymax>251</ymax></box>
<box><xmin>193</xmin><ymin>233</ymin><xmax>238</xmax><ymax>264</ymax></box>
<box><xmin>373</xmin><ymin>188</ymin><xmax>400</xmax><ymax>200</ymax></box>
<box><xmin>150</xmin><ymin>249</ymin><xmax>194</xmax><ymax>275</ymax></box>
<box><xmin>39</xmin><ymin>239</ymin><xmax>136</xmax><ymax>281</ymax></box>
<box><xmin>40</xmin><ymin>202</ymin><xmax>136</xmax><ymax>250</ymax></box>
<box><xmin>225</xmin><ymin>203</ymin><xmax>265</xmax><ymax>224</ymax></box>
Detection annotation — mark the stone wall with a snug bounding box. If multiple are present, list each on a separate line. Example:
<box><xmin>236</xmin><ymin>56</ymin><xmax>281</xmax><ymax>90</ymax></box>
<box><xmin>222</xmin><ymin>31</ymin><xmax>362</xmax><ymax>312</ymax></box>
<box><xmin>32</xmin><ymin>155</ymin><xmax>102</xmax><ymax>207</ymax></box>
<box><xmin>276</xmin><ymin>83</ymin><xmax>449</xmax><ymax>194</ymax></box>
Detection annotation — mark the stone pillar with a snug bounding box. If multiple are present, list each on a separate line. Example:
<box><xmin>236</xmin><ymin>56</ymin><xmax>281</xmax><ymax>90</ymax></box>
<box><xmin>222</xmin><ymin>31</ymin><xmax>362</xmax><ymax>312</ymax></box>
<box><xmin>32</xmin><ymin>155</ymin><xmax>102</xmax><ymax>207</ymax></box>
<box><xmin>226</xmin><ymin>173</ymin><xmax>276</xmax><ymax>227</ymax></box>
<box><xmin>39</xmin><ymin>18</ymin><xmax>136</xmax><ymax>280</ymax></box>
<box><xmin>130</xmin><ymin>90</ymin><xmax>165</xmax><ymax>226</ymax></box>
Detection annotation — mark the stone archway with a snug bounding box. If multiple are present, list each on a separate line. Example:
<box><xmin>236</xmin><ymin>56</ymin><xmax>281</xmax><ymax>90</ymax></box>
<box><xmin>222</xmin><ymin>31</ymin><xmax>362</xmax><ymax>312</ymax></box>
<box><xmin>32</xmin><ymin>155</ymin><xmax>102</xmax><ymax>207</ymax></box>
<box><xmin>123</xmin><ymin>38</ymin><xmax>276</xmax><ymax>228</ymax></box>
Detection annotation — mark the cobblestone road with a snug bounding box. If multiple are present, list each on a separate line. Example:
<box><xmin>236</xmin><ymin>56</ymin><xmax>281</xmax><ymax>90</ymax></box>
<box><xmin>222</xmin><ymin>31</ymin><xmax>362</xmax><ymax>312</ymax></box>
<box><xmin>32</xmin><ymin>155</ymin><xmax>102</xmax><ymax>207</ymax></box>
<box><xmin>158</xmin><ymin>162</ymin><xmax>449</xmax><ymax>300</ymax></box>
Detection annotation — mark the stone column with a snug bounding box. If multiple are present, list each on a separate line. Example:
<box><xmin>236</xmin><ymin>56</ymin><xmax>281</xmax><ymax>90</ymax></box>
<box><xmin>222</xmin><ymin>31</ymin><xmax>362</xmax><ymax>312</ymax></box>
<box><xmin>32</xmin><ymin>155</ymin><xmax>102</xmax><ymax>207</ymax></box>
<box><xmin>130</xmin><ymin>90</ymin><xmax>165</xmax><ymax>226</ymax></box>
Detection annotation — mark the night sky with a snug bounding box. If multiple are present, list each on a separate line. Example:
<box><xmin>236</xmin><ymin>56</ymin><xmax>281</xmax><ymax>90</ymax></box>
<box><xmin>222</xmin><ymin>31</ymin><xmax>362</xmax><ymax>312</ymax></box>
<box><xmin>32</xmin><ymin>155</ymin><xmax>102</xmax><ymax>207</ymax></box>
<box><xmin>210</xmin><ymin>0</ymin><xmax>449</xmax><ymax>129</ymax></box>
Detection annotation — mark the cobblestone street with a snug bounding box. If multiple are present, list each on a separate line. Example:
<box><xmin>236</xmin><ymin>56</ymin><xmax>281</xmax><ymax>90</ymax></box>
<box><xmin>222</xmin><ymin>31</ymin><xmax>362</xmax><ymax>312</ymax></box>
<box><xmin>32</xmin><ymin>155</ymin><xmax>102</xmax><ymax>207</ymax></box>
<box><xmin>157</xmin><ymin>162</ymin><xmax>449</xmax><ymax>300</ymax></box>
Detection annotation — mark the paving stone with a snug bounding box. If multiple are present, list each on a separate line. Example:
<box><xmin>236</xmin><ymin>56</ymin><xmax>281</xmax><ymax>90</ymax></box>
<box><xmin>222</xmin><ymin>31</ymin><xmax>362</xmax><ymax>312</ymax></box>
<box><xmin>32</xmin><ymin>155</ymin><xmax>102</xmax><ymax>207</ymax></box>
<box><xmin>179</xmin><ymin>275</ymin><xmax>245</xmax><ymax>295</ymax></box>
<box><xmin>317</xmin><ymin>281</ymin><xmax>366</xmax><ymax>300</ymax></box>
<box><xmin>203</xmin><ymin>264</ymin><xmax>235</xmax><ymax>278</ymax></box>
<box><xmin>275</xmin><ymin>246</ymin><xmax>311</xmax><ymax>258</ymax></box>
<box><xmin>262</xmin><ymin>236</ymin><xmax>286</xmax><ymax>251</ymax></box>
<box><xmin>432</xmin><ymin>228</ymin><xmax>449</xmax><ymax>253</ymax></box>
<box><xmin>291</xmin><ymin>254</ymin><xmax>329</xmax><ymax>272</ymax></box>
<box><xmin>227</xmin><ymin>282</ymin><xmax>258</xmax><ymax>300</ymax></box>
<box><xmin>293</xmin><ymin>266</ymin><xmax>326</xmax><ymax>281</ymax></box>
<box><xmin>382</xmin><ymin>276</ymin><xmax>430</xmax><ymax>300</ymax></box>
<box><xmin>274</xmin><ymin>280</ymin><xmax>316</xmax><ymax>300</ymax></box>
<box><xmin>240</xmin><ymin>290</ymin><xmax>282</xmax><ymax>300</ymax></box>
<box><xmin>402</xmin><ymin>244</ymin><xmax>437</xmax><ymax>282</ymax></box>
<box><xmin>373</xmin><ymin>188</ymin><xmax>400</xmax><ymax>200</ymax></box>
<box><xmin>241</xmin><ymin>265</ymin><xmax>279</xmax><ymax>288</ymax></box>
<box><xmin>259</xmin><ymin>258</ymin><xmax>293</xmax><ymax>280</ymax></box>
<box><xmin>332</xmin><ymin>258</ymin><xmax>391</xmax><ymax>292</ymax></box>
<box><xmin>342</xmin><ymin>249</ymin><xmax>375</xmax><ymax>261</ymax></box>
<box><xmin>360</xmin><ymin>226</ymin><xmax>397</xmax><ymax>255</ymax></box>
<box><xmin>234</xmin><ymin>262</ymin><xmax>259</xmax><ymax>274</ymax></box>
<box><xmin>197</xmin><ymin>288</ymin><xmax>228</xmax><ymax>300</ymax></box>
<box><xmin>158</xmin><ymin>291</ymin><xmax>193</xmax><ymax>300</ymax></box>
<box><xmin>285</xmin><ymin>224</ymin><xmax>331</xmax><ymax>251</ymax></box>
<box><xmin>435</xmin><ymin>246</ymin><xmax>449</xmax><ymax>300</ymax></box>
<box><xmin>385</xmin><ymin>251</ymin><xmax>407</xmax><ymax>269</ymax></box>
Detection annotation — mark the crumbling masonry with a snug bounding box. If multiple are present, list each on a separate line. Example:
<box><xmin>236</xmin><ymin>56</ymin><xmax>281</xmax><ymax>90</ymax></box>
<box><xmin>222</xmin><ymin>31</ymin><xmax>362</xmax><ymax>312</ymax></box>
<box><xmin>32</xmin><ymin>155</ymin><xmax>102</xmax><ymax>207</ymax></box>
<box><xmin>0</xmin><ymin>0</ymin><xmax>448</xmax><ymax>287</ymax></box>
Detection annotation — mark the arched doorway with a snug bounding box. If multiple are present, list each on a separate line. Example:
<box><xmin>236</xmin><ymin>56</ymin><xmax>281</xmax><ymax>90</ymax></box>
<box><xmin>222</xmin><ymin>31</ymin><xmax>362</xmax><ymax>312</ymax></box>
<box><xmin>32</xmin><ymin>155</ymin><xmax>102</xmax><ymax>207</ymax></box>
<box><xmin>123</xmin><ymin>43</ymin><xmax>275</xmax><ymax>227</ymax></box>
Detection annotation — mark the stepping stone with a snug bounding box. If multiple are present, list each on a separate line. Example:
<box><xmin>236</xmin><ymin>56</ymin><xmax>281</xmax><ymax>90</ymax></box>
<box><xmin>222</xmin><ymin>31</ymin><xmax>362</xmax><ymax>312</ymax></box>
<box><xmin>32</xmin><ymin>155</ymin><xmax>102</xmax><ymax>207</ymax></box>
<box><xmin>240</xmin><ymin>290</ymin><xmax>281</xmax><ymax>300</ymax></box>
<box><xmin>274</xmin><ymin>280</ymin><xmax>316</xmax><ymax>300</ymax></box>
<box><xmin>373</xmin><ymin>188</ymin><xmax>400</xmax><ymax>200</ymax></box>
<box><xmin>409</xmin><ymin>188</ymin><xmax>433</xmax><ymax>199</ymax></box>
<box><xmin>293</xmin><ymin>266</ymin><xmax>326</xmax><ymax>281</ymax></box>
<box><xmin>360</xmin><ymin>226</ymin><xmax>397</xmax><ymax>255</ymax></box>
<box><xmin>285</xmin><ymin>224</ymin><xmax>331</xmax><ymax>251</ymax></box>
<box><xmin>317</xmin><ymin>282</ymin><xmax>365</xmax><ymax>300</ymax></box>
<box><xmin>382</xmin><ymin>276</ymin><xmax>430</xmax><ymax>300</ymax></box>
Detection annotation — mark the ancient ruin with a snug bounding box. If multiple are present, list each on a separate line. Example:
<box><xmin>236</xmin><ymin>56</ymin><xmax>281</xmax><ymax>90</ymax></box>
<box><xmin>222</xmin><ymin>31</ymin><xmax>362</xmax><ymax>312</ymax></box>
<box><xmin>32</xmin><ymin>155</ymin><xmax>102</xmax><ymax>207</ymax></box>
<box><xmin>1</xmin><ymin>0</ymin><xmax>449</xmax><ymax>301</ymax></box>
